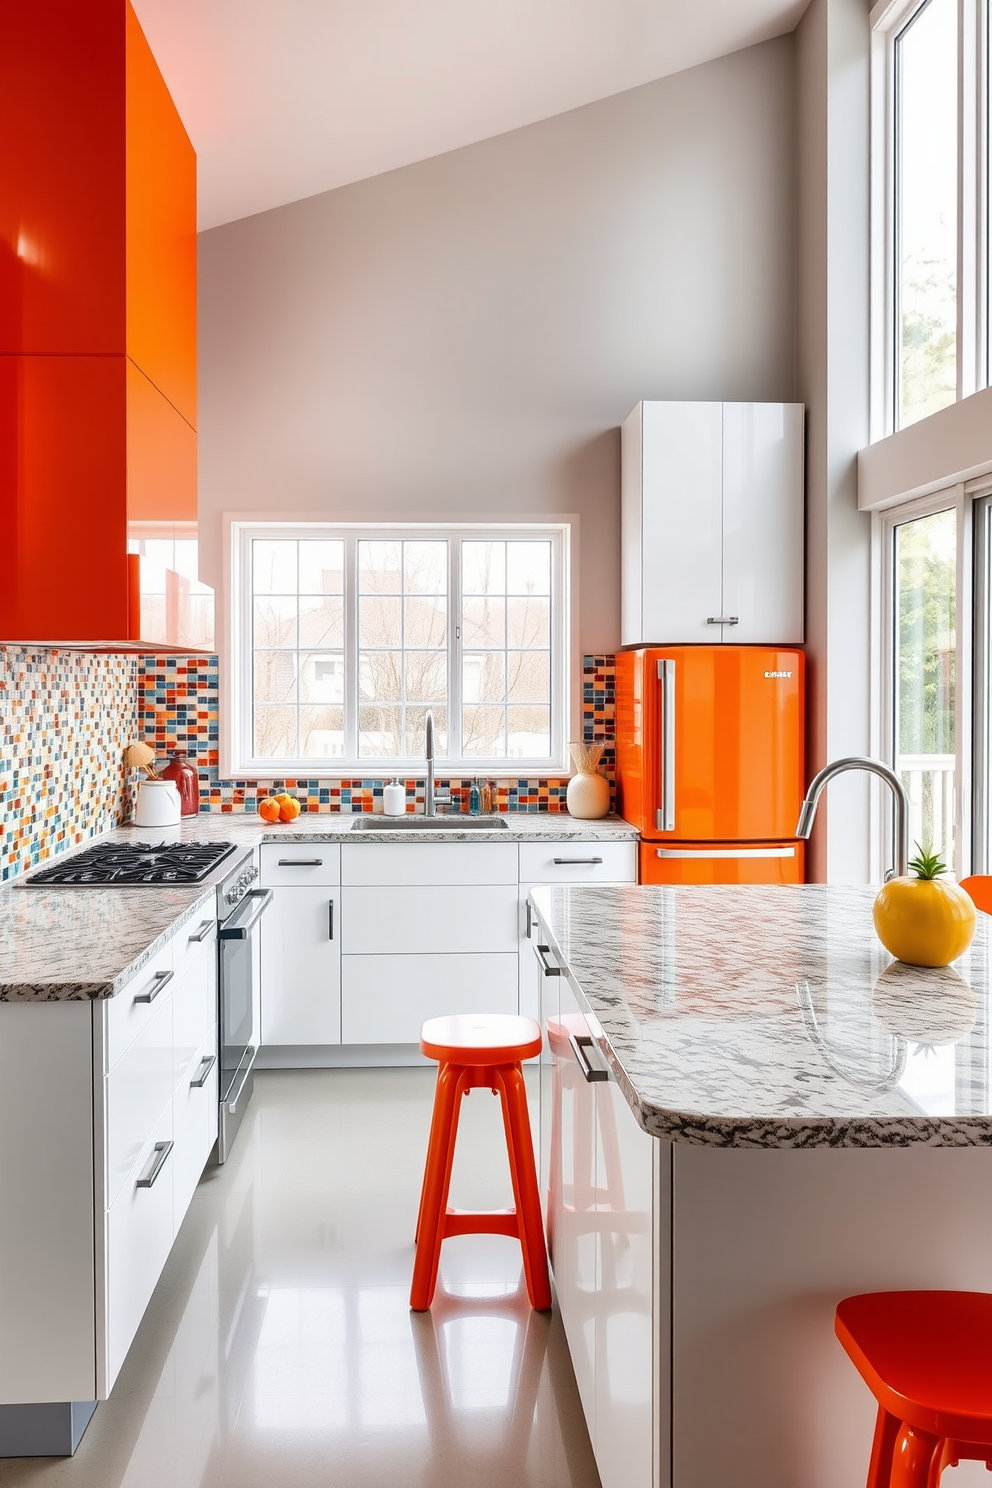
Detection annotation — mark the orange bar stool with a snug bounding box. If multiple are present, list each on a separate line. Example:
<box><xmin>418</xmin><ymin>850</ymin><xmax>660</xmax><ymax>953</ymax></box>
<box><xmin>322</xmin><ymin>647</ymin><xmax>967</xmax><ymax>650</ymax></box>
<box><xmin>411</xmin><ymin>1013</ymin><xmax>552</xmax><ymax>1313</ymax></box>
<box><xmin>960</xmin><ymin>876</ymin><xmax>992</xmax><ymax>915</ymax></box>
<box><xmin>836</xmin><ymin>1291</ymin><xmax>992</xmax><ymax>1486</ymax></box>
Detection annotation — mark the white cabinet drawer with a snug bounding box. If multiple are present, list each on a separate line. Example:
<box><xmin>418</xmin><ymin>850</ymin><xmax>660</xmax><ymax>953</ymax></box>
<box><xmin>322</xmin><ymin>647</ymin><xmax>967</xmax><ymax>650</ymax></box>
<box><xmin>105</xmin><ymin>996</ymin><xmax>174</xmax><ymax>1209</ymax></box>
<box><xmin>171</xmin><ymin>910</ymin><xmax>217</xmax><ymax>984</ymax></box>
<box><xmin>172</xmin><ymin>1031</ymin><xmax>218</xmax><ymax>1228</ymax></box>
<box><xmin>342</xmin><ymin>841</ymin><xmax>517</xmax><ymax>886</ymax></box>
<box><xmin>104</xmin><ymin>1103</ymin><xmax>174</xmax><ymax>1392</ymax></box>
<box><xmin>172</xmin><ymin>939</ymin><xmax>218</xmax><ymax>1091</ymax></box>
<box><xmin>260</xmin><ymin>843</ymin><xmax>340</xmax><ymax>887</ymax></box>
<box><xmin>518</xmin><ymin>841</ymin><xmax>637</xmax><ymax>884</ymax></box>
<box><xmin>342</xmin><ymin>953</ymin><xmax>519</xmax><ymax>1044</ymax></box>
<box><xmin>106</xmin><ymin>940</ymin><xmax>174</xmax><ymax>1071</ymax></box>
<box><xmin>341</xmin><ymin>885</ymin><xmax>518</xmax><ymax>954</ymax></box>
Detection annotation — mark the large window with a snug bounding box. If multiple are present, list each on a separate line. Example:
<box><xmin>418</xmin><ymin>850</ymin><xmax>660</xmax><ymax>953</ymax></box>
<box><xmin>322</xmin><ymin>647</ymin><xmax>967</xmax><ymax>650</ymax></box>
<box><xmin>892</xmin><ymin>506</ymin><xmax>958</xmax><ymax>861</ymax></box>
<box><xmin>880</xmin><ymin>482</ymin><xmax>992</xmax><ymax>878</ymax></box>
<box><xmin>872</xmin><ymin>0</ymin><xmax>991</xmax><ymax>435</ymax></box>
<box><xmin>229</xmin><ymin>524</ymin><xmax>569</xmax><ymax>775</ymax></box>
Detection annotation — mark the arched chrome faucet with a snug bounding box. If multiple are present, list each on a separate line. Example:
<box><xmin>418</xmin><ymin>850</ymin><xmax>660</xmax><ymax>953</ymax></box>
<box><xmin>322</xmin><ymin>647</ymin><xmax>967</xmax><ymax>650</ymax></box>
<box><xmin>795</xmin><ymin>756</ymin><xmax>910</xmax><ymax>879</ymax></box>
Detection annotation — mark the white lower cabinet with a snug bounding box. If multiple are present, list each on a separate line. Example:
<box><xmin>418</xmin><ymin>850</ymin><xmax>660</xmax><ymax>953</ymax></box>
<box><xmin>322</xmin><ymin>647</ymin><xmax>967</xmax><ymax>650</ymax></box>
<box><xmin>541</xmin><ymin>934</ymin><xmax>658</xmax><ymax>1488</ymax></box>
<box><xmin>95</xmin><ymin>923</ymin><xmax>219</xmax><ymax>1398</ymax></box>
<box><xmin>341</xmin><ymin>952</ymin><xmax>518</xmax><ymax>1043</ymax></box>
<box><xmin>261</xmin><ymin>886</ymin><xmax>341</xmax><ymax>1045</ymax></box>
<box><xmin>104</xmin><ymin>1105</ymin><xmax>175</xmax><ymax>1390</ymax></box>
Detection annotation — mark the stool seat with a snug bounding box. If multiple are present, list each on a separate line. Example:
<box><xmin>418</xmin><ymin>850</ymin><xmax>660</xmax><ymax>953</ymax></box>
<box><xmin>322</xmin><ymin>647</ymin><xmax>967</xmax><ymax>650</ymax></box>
<box><xmin>420</xmin><ymin>1013</ymin><xmax>542</xmax><ymax>1065</ymax></box>
<box><xmin>411</xmin><ymin>1013</ymin><xmax>551</xmax><ymax>1313</ymax></box>
<box><xmin>836</xmin><ymin>1291</ymin><xmax>992</xmax><ymax>1485</ymax></box>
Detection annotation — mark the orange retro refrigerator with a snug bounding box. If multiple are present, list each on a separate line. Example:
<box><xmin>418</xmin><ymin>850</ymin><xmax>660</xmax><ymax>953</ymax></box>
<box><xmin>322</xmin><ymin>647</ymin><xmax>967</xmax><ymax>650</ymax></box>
<box><xmin>615</xmin><ymin>647</ymin><xmax>805</xmax><ymax>884</ymax></box>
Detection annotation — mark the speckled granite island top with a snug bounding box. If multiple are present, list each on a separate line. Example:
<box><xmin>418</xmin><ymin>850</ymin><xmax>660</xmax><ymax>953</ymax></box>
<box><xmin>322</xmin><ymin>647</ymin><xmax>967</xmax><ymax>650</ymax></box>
<box><xmin>529</xmin><ymin>883</ymin><xmax>992</xmax><ymax>1150</ymax></box>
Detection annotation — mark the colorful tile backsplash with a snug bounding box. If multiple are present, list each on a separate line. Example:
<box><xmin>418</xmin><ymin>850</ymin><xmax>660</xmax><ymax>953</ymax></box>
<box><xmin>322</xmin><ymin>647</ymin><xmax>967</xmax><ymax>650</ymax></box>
<box><xmin>0</xmin><ymin>650</ymin><xmax>617</xmax><ymax>881</ymax></box>
<box><xmin>0</xmin><ymin>648</ymin><xmax>137</xmax><ymax>882</ymax></box>
<box><xmin>136</xmin><ymin>654</ymin><xmax>617</xmax><ymax>815</ymax></box>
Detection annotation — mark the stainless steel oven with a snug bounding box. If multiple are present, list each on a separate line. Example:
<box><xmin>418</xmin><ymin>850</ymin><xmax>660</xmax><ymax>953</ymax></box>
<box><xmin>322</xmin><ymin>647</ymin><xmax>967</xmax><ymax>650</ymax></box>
<box><xmin>216</xmin><ymin>858</ymin><xmax>272</xmax><ymax>1163</ymax></box>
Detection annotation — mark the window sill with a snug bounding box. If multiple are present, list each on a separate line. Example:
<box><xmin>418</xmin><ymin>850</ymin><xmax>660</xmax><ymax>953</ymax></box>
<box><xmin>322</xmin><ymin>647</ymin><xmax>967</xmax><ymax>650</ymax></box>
<box><xmin>859</xmin><ymin>387</ymin><xmax>992</xmax><ymax>511</ymax></box>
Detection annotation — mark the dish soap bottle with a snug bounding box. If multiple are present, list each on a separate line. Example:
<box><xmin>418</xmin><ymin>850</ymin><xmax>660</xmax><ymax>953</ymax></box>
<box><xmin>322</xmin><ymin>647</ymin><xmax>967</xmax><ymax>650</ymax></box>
<box><xmin>469</xmin><ymin>777</ymin><xmax>482</xmax><ymax>816</ymax></box>
<box><xmin>383</xmin><ymin>778</ymin><xmax>406</xmax><ymax>816</ymax></box>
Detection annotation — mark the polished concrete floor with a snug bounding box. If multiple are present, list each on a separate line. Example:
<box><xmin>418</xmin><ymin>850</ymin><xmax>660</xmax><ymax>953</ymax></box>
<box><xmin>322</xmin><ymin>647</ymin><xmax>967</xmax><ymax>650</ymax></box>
<box><xmin>1</xmin><ymin>1068</ymin><xmax>600</xmax><ymax>1487</ymax></box>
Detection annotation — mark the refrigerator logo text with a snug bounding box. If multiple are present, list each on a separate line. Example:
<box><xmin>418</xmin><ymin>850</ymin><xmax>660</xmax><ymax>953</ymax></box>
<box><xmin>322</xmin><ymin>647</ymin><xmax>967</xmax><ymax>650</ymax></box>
<box><xmin>764</xmin><ymin>670</ymin><xmax>793</xmax><ymax>678</ymax></box>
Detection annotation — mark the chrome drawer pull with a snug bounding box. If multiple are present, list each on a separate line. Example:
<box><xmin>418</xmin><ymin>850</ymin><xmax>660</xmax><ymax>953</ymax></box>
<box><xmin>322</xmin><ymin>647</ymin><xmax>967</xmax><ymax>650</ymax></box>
<box><xmin>188</xmin><ymin>920</ymin><xmax>214</xmax><ymax>943</ymax></box>
<box><xmin>655</xmin><ymin>847</ymin><xmax>795</xmax><ymax>860</ymax></box>
<box><xmin>569</xmin><ymin>1033</ymin><xmax>609</xmax><ymax>1084</ymax></box>
<box><xmin>535</xmin><ymin>944</ymin><xmax>561</xmax><ymax>977</ymax></box>
<box><xmin>553</xmin><ymin>856</ymin><xmax>603</xmax><ymax>865</ymax></box>
<box><xmin>136</xmin><ymin>1140</ymin><xmax>173</xmax><ymax>1189</ymax></box>
<box><xmin>706</xmin><ymin>616</ymin><xmax>739</xmax><ymax>625</ymax></box>
<box><xmin>133</xmin><ymin>969</ymin><xmax>173</xmax><ymax>1005</ymax></box>
<box><xmin>277</xmin><ymin>858</ymin><xmax>323</xmax><ymax>866</ymax></box>
<box><xmin>190</xmin><ymin>1053</ymin><xmax>216</xmax><ymax>1089</ymax></box>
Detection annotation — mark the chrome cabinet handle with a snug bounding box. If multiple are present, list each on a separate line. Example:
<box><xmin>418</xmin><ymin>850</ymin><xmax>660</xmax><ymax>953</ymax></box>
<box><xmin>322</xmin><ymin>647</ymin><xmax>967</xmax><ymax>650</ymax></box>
<box><xmin>328</xmin><ymin>899</ymin><xmax>334</xmax><ymax>940</ymax></box>
<box><xmin>190</xmin><ymin>1053</ymin><xmax>216</xmax><ymax>1089</ymax></box>
<box><xmin>525</xmin><ymin>899</ymin><xmax>533</xmax><ymax>938</ymax></box>
<box><xmin>136</xmin><ymin>1140</ymin><xmax>174</xmax><ymax>1189</ymax></box>
<box><xmin>277</xmin><ymin>858</ymin><xmax>323</xmax><ymax>866</ymax></box>
<box><xmin>706</xmin><ymin>616</ymin><xmax>740</xmax><ymax>625</ymax></box>
<box><xmin>553</xmin><ymin>856</ymin><xmax>603</xmax><ymax>865</ymax></box>
<box><xmin>534</xmin><ymin>944</ymin><xmax>561</xmax><ymax>977</ymax></box>
<box><xmin>133</xmin><ymin>969</ymin><xmax>173</xmax><ymax>1005</ymax></box>
<box><xmin>657</xmin><ymin>658</ymin><xmax>676</xmax><ymax>833</ymax></box>
<box><xmin>220</xmin><ymin>888</ymin><xmax>273</xmax><ymax>939</ymax></box>
<box><xmin>569</xmin><ymin>1033</ymin><xmax>609</xmax><ymax>1084</ymax></box>
<box><xmin>188</xmin><ymin>920</ymin><xmax>213</xmax><ymax>943</ymax></box>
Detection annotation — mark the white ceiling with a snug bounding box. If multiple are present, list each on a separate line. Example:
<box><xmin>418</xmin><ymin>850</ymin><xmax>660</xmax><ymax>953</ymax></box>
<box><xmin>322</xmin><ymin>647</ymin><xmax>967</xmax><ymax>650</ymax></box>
<box><xmin>132</xmin><ymin>0</ymin><xmax>810</xmax><ymax>232</ymax></box>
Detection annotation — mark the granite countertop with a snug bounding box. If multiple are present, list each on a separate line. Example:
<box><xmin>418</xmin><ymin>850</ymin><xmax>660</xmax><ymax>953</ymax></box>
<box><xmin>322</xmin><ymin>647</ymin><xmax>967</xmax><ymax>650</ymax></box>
<box><xmin>529</xmin><ymin>882</ymin><xmax>992</xmax><ymax>1150</ymax></box>
<box><xmin>0</xmin><ymin>812</ymin><xmax>636</xmax><ymax>1001</ymax></box>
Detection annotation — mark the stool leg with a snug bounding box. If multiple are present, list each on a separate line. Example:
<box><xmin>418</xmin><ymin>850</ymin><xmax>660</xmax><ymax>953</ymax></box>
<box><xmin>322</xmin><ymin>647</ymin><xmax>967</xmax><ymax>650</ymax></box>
<box><xmin>411</xmin><ymin>1062</ymin><xmax>466</xmax><ymax>1312</ymax></box>
<box><xmin>888</xmin><ymin>1423</ymin><xmax>942</xmax><ymax>1488</ymax></box>
<box><xmin>867</xmin><ymin>1407</ymin><xmax>902</xmax><ymax>1488</ymax></box>
<box><xmin>415</xmin><ymin>1063</ymin><xmax>446</xmax><ymax>1246</ymax></box>
<box><xmin>496</xmin><ymin>1063</ymin><xmax>552</xmax><ymax>1311</ymax></box>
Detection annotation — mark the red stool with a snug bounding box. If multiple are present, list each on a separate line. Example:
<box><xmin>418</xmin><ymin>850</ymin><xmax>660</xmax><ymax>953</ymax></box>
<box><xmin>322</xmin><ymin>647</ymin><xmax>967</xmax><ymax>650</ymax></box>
<box><xmin>960</xmin><ymin>876</ymin><xmax>992</xmax><ymax>915</ymax></box>
<box><xmin>411</xmin><ymin>1013</ymin><xmax>552</xmax><ymax>1313</ymax></box>
<box><xmin>836</xmin><ymin>1291</ymin><xmax>992</xmax><ymax>1486</ymax></box>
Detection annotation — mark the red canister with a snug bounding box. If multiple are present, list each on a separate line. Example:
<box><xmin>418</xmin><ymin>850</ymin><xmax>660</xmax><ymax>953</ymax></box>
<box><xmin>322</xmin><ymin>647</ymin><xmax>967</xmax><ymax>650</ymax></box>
<box><xmin>160</xmin><ymin>751</ymin><xmax>200</xmax><ymax>817</ymax></box>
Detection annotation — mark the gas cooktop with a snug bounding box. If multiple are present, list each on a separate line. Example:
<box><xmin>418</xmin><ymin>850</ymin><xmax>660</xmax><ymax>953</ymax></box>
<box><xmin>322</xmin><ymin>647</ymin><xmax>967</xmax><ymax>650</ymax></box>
<box><xmin>21</xmin><ymin>841</ymin><xmax>238</xmax><ymax>887</ymax></box>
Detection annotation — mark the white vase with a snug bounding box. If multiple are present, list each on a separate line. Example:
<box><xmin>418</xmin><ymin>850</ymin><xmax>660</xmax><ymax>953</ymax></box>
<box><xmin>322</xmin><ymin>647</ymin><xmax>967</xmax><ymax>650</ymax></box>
<box><xmin>566</xmin><ymin>742</ymin><xmax>610</xmax><ymax>820</ymax></box>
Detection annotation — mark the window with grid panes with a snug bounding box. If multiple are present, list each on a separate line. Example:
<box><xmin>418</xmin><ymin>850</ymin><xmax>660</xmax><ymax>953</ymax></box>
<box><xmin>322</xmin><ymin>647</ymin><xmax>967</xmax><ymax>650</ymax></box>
<box><xmin>232</xmin><ymin>525</ymin><xmax>568</xmax><ymax>775</ymax></box>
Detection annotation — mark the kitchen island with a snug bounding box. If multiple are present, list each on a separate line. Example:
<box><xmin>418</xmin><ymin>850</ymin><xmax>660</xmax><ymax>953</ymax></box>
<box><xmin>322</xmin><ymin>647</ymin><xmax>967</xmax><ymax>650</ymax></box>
<box><xmin>528</xmin><ymin>883</ymin><xmax>992</xmax><ymax>1488</ymax></box>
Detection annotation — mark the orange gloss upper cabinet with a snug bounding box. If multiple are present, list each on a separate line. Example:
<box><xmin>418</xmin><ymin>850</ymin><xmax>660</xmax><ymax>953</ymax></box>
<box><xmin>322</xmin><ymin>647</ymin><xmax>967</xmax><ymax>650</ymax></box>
<box><xmin>0</xmin><ymin>0</ymin><xmax>203</xmax><ymax>647</ymax></box>
<box><xmin>125</xmin><ymin>2</ymin><xmax>196</xmax><ymax>428</ymax></box>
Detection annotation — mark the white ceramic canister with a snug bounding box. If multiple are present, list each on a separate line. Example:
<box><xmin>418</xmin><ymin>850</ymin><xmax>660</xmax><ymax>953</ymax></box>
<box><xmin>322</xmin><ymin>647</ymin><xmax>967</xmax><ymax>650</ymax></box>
<box><xmin>134</xmin><ymin>779</ymin><xmax>182</xmax><ymax>828</ymax></box>
<box><xmin>565</xmin><ymin>741</ymin><xmax>611</xmax><ymax>820</ymax></box>
<box><xmin>382</xmin><ymin>778</ymin><xmax>407</xmax><ymax>816</ymax></box>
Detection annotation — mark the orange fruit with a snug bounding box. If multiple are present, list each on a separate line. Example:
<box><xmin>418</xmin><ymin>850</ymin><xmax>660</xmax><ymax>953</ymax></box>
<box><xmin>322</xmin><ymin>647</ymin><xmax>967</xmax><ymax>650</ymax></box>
<box><xmin>273</xmin><ymin>792</ymin><xmax>292</xmax><ymax>806</ymax></box>
<box><xmin>258</xmin><ymin>797</ymin><xmax>280</xmax><ymax>823</ymax></box>
<box><xmin>279</xmin><ymin>796</ymin><xmax>302</xmax><ymax>822</ymax></box>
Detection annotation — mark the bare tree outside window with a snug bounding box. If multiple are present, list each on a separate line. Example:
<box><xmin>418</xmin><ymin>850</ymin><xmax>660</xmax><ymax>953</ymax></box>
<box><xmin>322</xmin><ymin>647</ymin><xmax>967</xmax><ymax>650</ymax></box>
<box><xmin>244</xmin><ymin>528</ymin><xmax>561</xmax><ymax>768</ymax></box>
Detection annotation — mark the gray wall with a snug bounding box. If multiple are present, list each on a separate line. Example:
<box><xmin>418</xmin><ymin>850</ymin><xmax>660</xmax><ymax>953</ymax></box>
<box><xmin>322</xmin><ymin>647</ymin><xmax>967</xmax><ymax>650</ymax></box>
<box><xmin>198</xmin><ymin>36</ymin><xmax>797</xmax><ymax>654</ymax></box>
<box><xmin>796</xmin><ymin>0</ymin><xmax>872</xmax><ymax>882</ymax></box>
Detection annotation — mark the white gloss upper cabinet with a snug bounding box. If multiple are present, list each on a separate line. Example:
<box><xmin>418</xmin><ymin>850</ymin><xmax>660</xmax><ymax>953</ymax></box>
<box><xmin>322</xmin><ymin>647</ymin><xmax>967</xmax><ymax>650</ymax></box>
<box><xmin>621</xmin><ymin>400</ymin><xmax>804</xmax><ymax>647</ymax></box>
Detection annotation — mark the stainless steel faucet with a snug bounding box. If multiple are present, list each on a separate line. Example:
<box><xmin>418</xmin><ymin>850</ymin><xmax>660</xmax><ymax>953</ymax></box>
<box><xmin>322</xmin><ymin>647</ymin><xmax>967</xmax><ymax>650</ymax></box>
<box><xmin>795</xmin><ymin>756</ymin><xmax>910</xmax><ymax>879</ymax></box>
<box><xmin>424</xmin><ymin>710</ymin><xmax>450</xmax><ymax>817</ymax></box>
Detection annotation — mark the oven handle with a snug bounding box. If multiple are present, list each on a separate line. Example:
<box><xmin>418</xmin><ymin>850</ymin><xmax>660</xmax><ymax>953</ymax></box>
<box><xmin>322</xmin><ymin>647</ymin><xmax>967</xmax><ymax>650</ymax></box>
<box><xmin>219</xmin><ymin>888</ymin><xmax>273</xmax><ymax>939</ymax></box>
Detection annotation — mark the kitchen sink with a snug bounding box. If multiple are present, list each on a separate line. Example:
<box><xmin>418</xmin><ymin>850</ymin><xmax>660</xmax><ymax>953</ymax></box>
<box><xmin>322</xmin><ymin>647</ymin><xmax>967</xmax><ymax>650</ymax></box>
<box><xmin>352</xmin><ymin>815</ymin><xmax>509</xmax><ymax>831</ymax></box>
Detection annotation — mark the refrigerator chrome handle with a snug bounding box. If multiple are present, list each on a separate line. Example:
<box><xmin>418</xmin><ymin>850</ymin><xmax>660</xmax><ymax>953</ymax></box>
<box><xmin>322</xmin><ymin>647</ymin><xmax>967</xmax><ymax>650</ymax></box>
<box><xmin>655</xmin><ymin>847</ymin><xmax>796</xmax><ymax>860</ymax></box>
<box><xmin>656</xmin><ymin>658</ymin><xmax>676</xmax><ymax>832</ymax></box>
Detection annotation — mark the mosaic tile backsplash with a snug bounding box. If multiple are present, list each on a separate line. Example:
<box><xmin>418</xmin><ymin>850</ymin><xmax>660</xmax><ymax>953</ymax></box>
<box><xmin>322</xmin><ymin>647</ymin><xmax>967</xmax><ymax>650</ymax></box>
<box><xmin>0</xmin><ymin>651</ymin><xmax>617</xmax><ymax>881</ymax></box>
<box><xmin>137</xmin><ymin>654</ymin><xmax>617</xmax><ymax>815</ymax></box>
<box><xmin>0</xmin><ymin>649</ymin><xmax>138</xmax><ymax>882</ymax></box>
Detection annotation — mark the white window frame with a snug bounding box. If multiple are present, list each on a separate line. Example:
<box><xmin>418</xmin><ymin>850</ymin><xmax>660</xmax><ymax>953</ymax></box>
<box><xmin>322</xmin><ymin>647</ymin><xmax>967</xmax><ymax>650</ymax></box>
<box><xmin>874</xmin><ymin>483</ymin><xmax>974</xmax><ymax>877</ymax></box>
<box><xmin>223</xmin><ymin>519</ymin><xmax>572</xmax><ymax>779</ymax></box>
<box><xmin>869</xmin><ymin>0</ymin><xmax>990</xmax><ymax>442</ymax></box>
